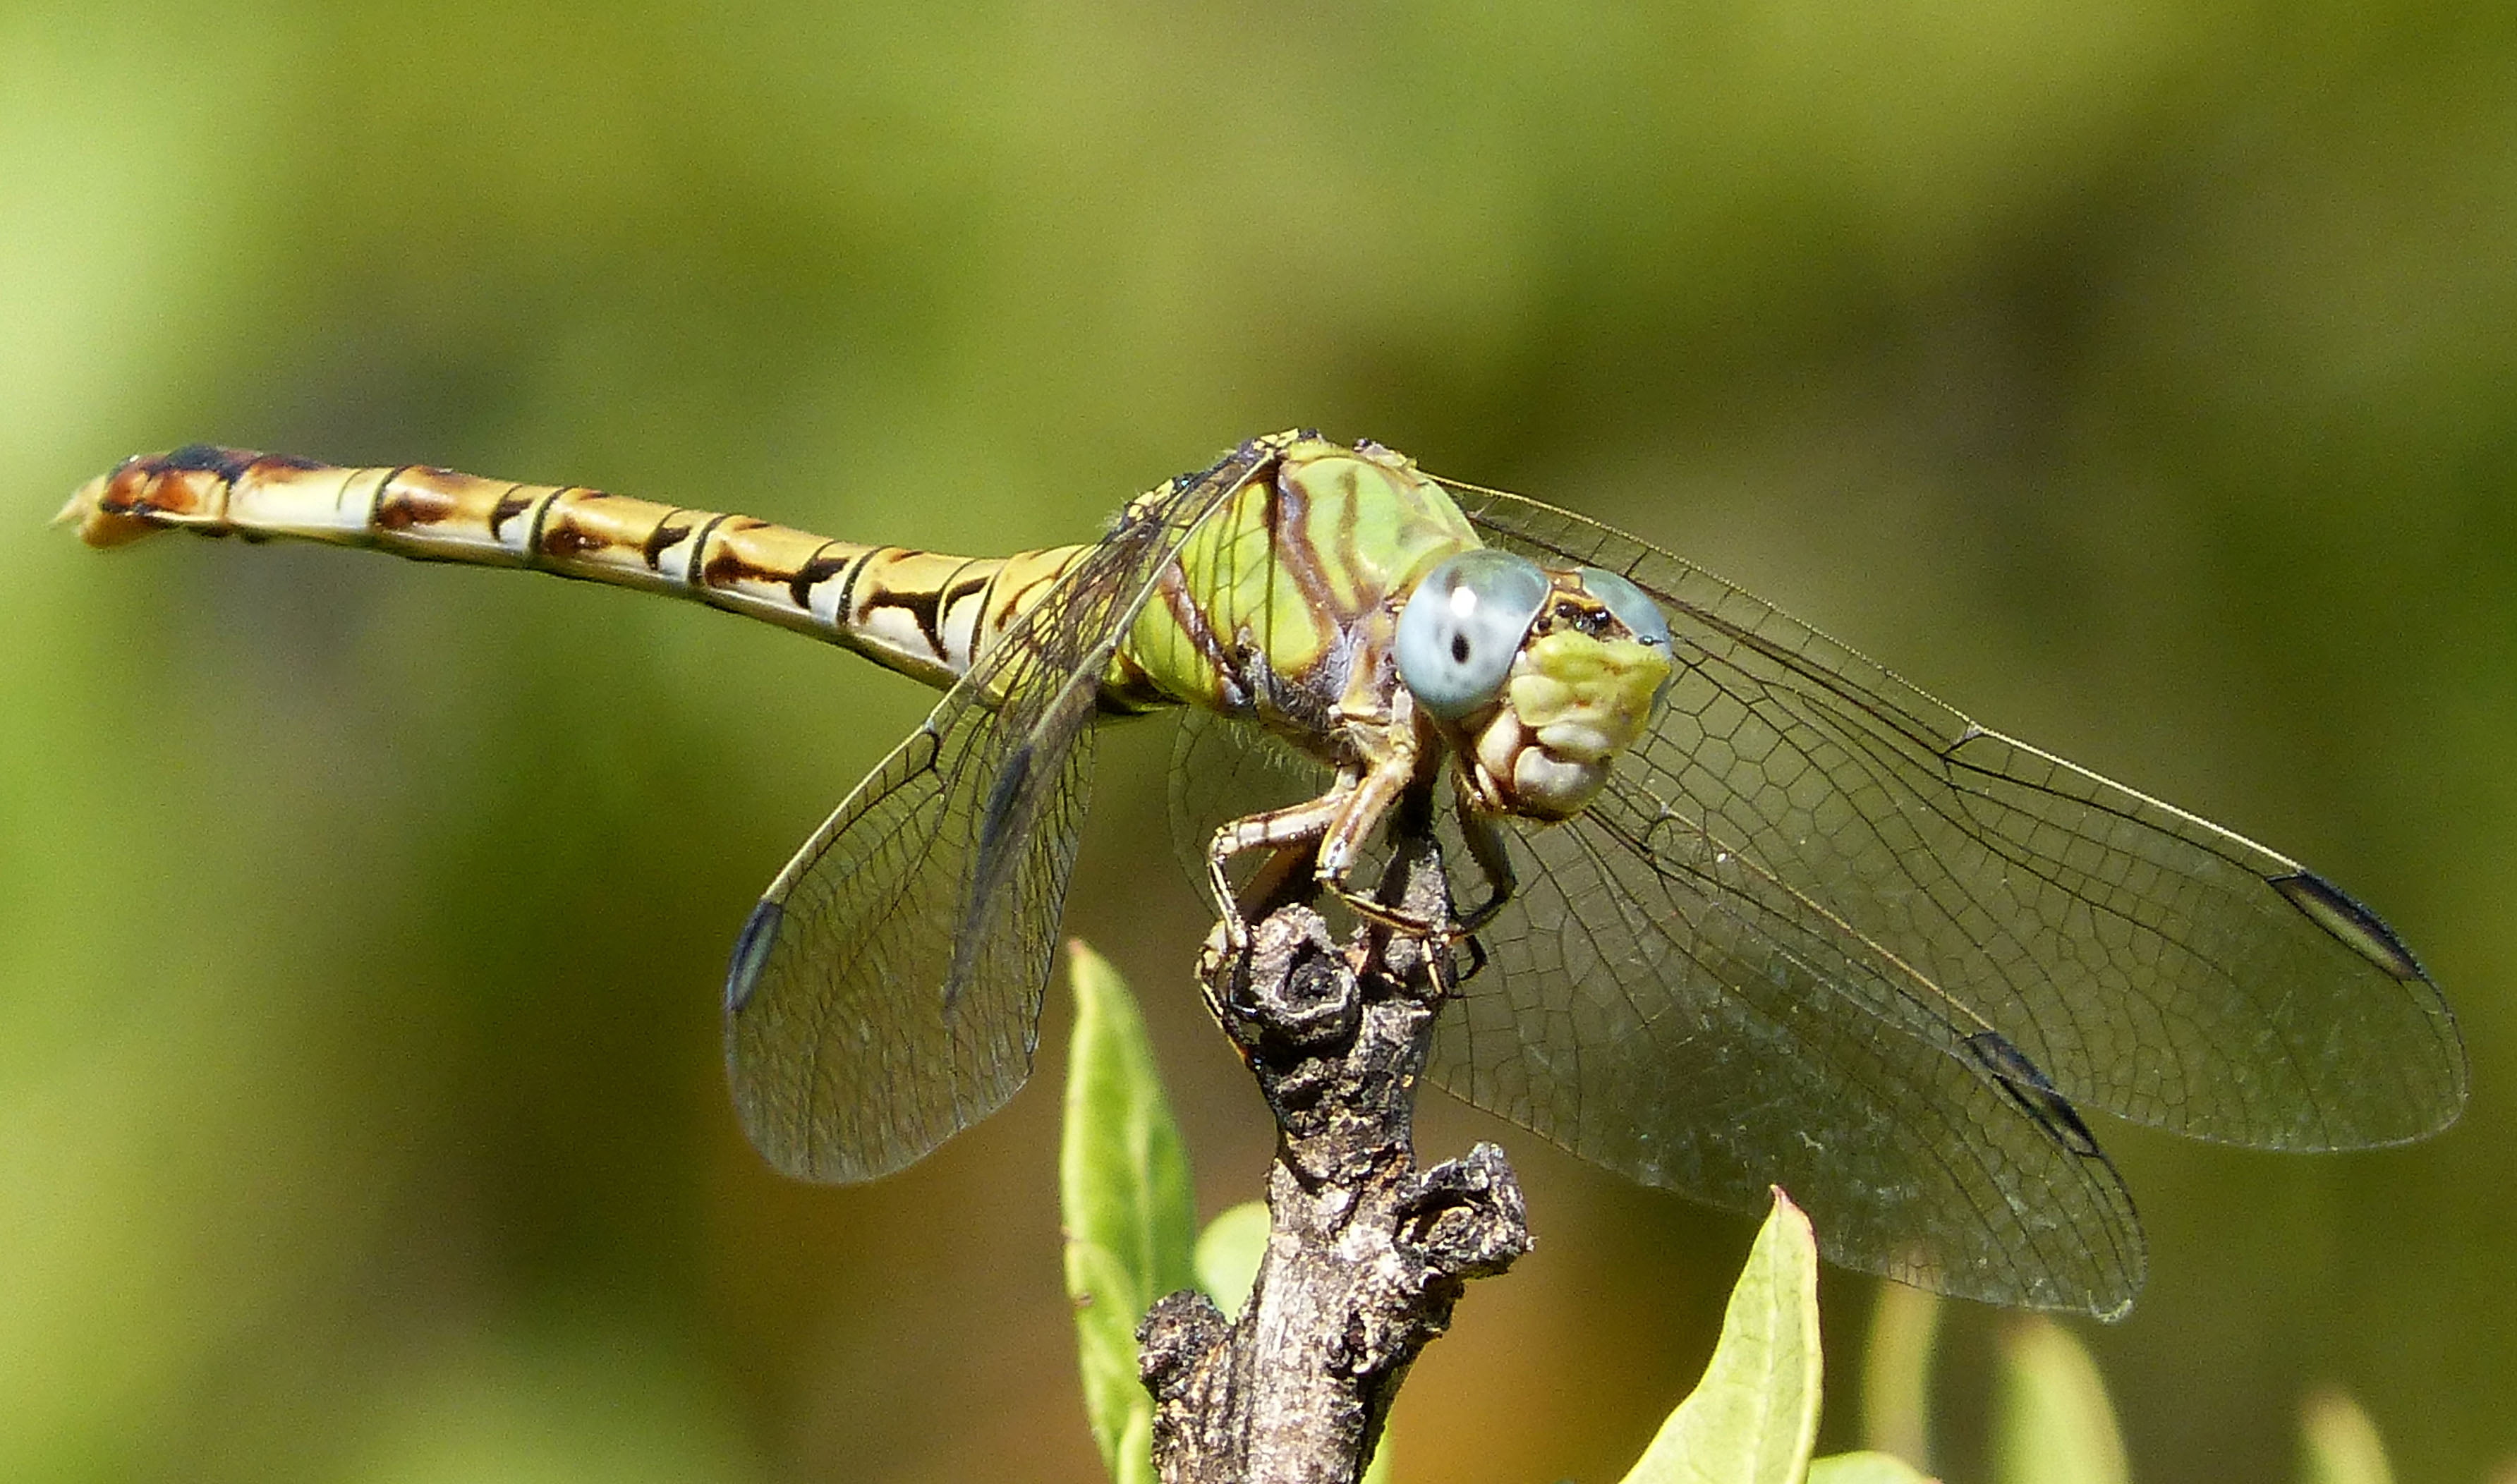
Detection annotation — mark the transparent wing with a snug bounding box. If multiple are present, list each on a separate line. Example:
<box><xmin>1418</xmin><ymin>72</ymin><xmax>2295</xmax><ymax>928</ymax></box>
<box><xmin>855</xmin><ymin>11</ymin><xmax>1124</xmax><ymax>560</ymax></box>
<box><xmin>1448</xmin><ymin>788</ymin><xmax>2146</xmax><ymax>1314</ymax></box>
<box><xmin>723</xmin><ymin>451</ymin><xmax>1260</xmax><ymax>1183</ymax></box>
<box><xmin>1166</xmin><ymin>707</ymin><xmax>1331</xmax><ymax>883</ymax></box>
<box><xmin>1165</xmin><ymin>704</ymin><xmax>2145</xmax><ymax>1311</ymax></box>
<box><xmin>1445</xmin><ymin>478</ymin><xmax>2466</xmax><ymax>1155</ymax></box>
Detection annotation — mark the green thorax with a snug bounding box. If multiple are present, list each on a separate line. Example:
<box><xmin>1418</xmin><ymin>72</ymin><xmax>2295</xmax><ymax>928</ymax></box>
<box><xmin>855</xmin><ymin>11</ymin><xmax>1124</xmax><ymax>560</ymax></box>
<box><xmin>1112</xmin><ymin>433</ymin><xmax>1479</xmax><ymax>731</ymax></box>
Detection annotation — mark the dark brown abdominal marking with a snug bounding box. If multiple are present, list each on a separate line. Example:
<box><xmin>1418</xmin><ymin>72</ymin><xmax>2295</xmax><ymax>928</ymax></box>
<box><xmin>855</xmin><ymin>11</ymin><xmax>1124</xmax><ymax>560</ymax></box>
<box><xmin>375</xmin><ymin>473</ymin><xmax>459</xmax><ymax>532</ymax></box>
<box><xmin>789</xmin><ymin>545</ymin><xmax>849</xmax><ymax>607</ymax></box>
<box><xmin>939</xmin><ymin>570</ymin><xmax>990</xmax><ymax>637</ymax></box>
<box><xmin>645</xmin><ymin>517</ymin><xmax>696</xmax><ymax>568</ymax></box>
<box><xmin>490</xmin><ymin>487</ymin><xmax>535</xmax><ymax>539</ymax></box>
<box><xmin>700</xmin><ymin>523</ymin><xmax>789</xmax><ymax>591</ymax></box>
<box><xmin>541</xmin><ymin>520</ymin><xmax>618</xmax><ymax>559</ymax></box>
<box><xmin>868</xmin><ymin>584</ymin><xmax>946</xmax><ymax>656</ymax></box>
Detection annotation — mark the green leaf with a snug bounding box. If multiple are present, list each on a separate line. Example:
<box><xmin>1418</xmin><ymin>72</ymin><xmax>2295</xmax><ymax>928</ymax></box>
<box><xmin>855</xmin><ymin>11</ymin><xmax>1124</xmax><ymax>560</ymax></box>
<box><xmin>1061</xmin><ymin>942</ymin><xmax>1199</xmax><ymax>1484</ymax></box>
<box><xmin>1859</xmin><ymin>1281</ymin><xmax>1942</xmax><ymax>1470</ymax></box>
<box><xmin>2299</xmin><ymin>1388</ymin><xmax>2396</xmax><ymax>1484</ymax></box>
<box><xmin>1617</xmin><ymin>1189</ymin><xmax>1824</xmax><ymax>1484</ymax></box>
<box><xmin>1809</xmin><ymin>1451</ymin><xmax>1939</xmax><ymax>1484</ymax></box>
<box><xmin>1193</xmin><ymin>1201</ymin><xmax>1270</xmax><ymax>1322</ymax></box>
<box><xmin>1994</xmin><ymin>1318</ymin><xmax>2128</xmax><ymax>1484</ymax></box>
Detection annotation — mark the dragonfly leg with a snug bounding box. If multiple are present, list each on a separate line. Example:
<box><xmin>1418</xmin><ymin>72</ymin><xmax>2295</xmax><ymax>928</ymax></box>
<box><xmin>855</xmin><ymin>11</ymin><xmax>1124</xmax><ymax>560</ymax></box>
<box><xmin>1208</xmin><ymin>759</ymin><xmax>1457</xmax><ymax>946</ymax></box>
<box><xmin>1312</xmin><ymin>749</ymin><xmax>1484</xmax><ymax>942</ymax></box>
<box><xmin>1208</xmin><ymin>784</ymin><xmax>1357</xmax><ymax>950</ymax></box>
<box><xmin>1213</xmin><ymin>724</ymin><xmax>1490</xmax><ymax>946</ymax></box>
<box><xmin>1323</xmin><ymin>808</ymin><xmax>1513</xmax><ymax>941</ymax></box>
<box><xmin>1238</xmin><ymin>838</ymin><xmax>1326</xmax><ymax>920</ymax></box>
<box><xmin>1447</xmin><ymin>772</ymin><xmax>1519</xmax><ymax>934</ymax></box>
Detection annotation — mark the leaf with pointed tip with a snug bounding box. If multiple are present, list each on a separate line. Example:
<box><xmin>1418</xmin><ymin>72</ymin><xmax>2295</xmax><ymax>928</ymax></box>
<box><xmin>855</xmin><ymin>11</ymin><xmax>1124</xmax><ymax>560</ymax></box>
<box><xmin>1618</xmin><ymin>1190</ymin><xmax>1824</xmax><ymax>1484</ymax></box>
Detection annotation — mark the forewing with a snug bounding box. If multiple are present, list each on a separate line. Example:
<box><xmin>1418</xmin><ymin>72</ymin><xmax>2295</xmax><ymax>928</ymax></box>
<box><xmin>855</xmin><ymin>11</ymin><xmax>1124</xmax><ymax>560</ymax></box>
<box><xmin>1448</xmin><ymin>478</ymin><xmax>2465</xmax><ymax>1151</ymax></box>
<box><xmin>724</xmin><ymin>454</ymin><xmax>1257</xmax><ymax>1183</ymax></box>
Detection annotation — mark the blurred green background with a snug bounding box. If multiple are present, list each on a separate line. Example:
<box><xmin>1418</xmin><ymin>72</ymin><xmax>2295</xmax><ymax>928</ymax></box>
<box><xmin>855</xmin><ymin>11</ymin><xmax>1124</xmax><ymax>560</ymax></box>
<box><xmin>6</xmin><ymin>3</ymin><xmax>2510</xmax><ymax>1480</ymax></box>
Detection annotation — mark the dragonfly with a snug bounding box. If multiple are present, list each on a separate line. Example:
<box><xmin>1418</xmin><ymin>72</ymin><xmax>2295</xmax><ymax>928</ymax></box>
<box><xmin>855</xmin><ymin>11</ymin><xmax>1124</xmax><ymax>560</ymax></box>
<box><xmin>61</xmin><ymin>429</ymin><xmax>2465</xmax><ymax>1318</ymax></box>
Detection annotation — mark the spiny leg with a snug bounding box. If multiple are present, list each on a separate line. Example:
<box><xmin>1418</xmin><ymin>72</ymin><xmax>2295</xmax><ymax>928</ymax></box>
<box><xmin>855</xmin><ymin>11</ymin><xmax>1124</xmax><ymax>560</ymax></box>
<box><xmin>1311</xmin><ymin>748</ymin><xmax>1457</xmax><ymax>938</ymax></box>
<box><xmin>1447</xmin><ymin>767</ymin><xmax>1519</xmax><ymax>935</ymax></box>
<box><xmin>1208</xmin><ymin>760</ymin><xmax>1517</xmax><ymax>949</ymax></box>
<box><xmin>1208</xmin><ymin>785</ymin><xmax>1357</xmax><ymax>949</ymax></box>
<box><xmin>1324</xmin><ymin>765</ymin><xmax>1517</xmax><ymax>942</ymax></box>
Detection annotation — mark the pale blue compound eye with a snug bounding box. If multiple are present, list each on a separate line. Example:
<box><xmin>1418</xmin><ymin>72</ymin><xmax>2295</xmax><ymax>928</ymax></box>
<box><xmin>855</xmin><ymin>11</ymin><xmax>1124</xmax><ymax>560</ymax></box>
<box><xmin>1396</xmin><ymin>549</ymin><xmax>1550</xmax><ymax>719</ymax></box>
<box><xmin>1578</xmin><ymin>566</ymin><xmax>1670</xmax><ymax>652</ymax></box>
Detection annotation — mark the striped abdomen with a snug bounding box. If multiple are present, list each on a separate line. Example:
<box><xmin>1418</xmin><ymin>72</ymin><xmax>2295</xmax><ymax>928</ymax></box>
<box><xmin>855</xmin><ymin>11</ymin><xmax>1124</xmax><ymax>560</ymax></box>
<box><xmin>61</xmin><ymin>444</ymin><xmax>1088</xmax><ymax>692</ymax></box>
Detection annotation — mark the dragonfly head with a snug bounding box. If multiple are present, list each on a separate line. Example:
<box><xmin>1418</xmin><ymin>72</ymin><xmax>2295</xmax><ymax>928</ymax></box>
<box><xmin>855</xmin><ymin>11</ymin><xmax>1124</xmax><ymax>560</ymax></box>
<box><xmin>1395</xmin><ymin>549</ymin><xmax>1673</xmax><ymax>821</ymax></box>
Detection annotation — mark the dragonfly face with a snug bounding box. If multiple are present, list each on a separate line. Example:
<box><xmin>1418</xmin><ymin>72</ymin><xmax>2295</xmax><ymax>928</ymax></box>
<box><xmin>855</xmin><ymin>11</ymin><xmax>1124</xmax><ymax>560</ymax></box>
<box><xmin>1397</xmin><ymin>549</ymin><xmax>1677</xmax><ymax>824</ymax></box>
<box><xmin>1183</xmin><ymin>445</ymin><xmax>1679</xmax><ymax>946</ymax></box>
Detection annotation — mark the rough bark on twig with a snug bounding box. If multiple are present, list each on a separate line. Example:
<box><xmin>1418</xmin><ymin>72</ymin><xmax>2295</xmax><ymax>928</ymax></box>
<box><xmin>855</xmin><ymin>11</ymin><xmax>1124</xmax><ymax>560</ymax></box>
<box><xmin>1136</xmin><ymin>836</ymin><xmax>1532</xmax><ymax>1484</ymax></box>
